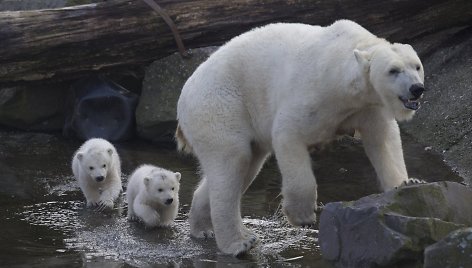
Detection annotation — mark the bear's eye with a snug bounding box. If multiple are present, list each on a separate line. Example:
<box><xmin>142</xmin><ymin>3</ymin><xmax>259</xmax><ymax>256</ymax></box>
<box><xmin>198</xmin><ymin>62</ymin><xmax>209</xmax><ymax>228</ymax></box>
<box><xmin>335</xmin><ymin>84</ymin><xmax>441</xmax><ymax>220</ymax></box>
<box><xmin>171</xmin><ymin>187</ymin><xmax>175</xmax><ymax>191</ymax></box>
<box><xmin>102</xmin><ymin>164</ymin><xmax>106</xmax><ymax>168</ymax></box>
<box><xmin>158</xmin><ymin>188</ymin><xmax>163</xmax><ymax>192</ymax></box>
<box><xmin>416</xmin><ymin>65</ymin><xmax>421</xmax><ymax>71</ymax></box>
<box><xmin>89</xmin><ymin>166</ymin><xmax>94</xmax><ymax>170</ymax></box>
<box><xmin>389</xmin><ymin>68</ymin><xmax>401</xmax><ymax>75</ymax></box>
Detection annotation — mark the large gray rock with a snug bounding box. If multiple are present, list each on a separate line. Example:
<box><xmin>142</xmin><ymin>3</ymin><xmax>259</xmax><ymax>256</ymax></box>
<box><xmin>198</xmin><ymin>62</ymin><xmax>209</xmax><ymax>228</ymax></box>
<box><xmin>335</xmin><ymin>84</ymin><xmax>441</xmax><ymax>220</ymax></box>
<box><xmin>136</xmin><ymin>47</ymin><xmax>218</xmax><ymax>143</ymax></box>
<box><xmin>319</xmin><ymin>181</ymin><xmax>472</xmax><ymax>267</ymax></box>
<box><xmin>424</xmin><ymin>227</ymin><xmax>472</xmax><ymax>268</ymax></box>
<box><xmin>402</xmin><ymin>28</ymin><xmax>472</xmax><ymax>184</ymax></box>
<box><xmin>0</xmin><ymin>85</ymin><xmax>67</xmax><ymax>131</ymax></box>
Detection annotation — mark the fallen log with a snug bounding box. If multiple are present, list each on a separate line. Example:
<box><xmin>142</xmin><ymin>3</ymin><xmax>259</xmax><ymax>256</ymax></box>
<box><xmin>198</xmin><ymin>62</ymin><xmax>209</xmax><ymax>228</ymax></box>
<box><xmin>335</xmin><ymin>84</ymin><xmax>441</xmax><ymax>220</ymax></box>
<box><xmin>0</xmin><ymin>0</ymin><xmax>470</xmax><ymax>83</ymax></box>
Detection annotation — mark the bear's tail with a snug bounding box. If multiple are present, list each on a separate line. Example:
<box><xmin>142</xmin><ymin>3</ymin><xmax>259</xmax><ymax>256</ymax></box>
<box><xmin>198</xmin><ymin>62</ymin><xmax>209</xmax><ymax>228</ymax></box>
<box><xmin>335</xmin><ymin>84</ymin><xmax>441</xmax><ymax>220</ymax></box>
<box><xmin>175</xmin><ymin>123</ymin><xmax>193</xmax><ymax>155</ymax></box>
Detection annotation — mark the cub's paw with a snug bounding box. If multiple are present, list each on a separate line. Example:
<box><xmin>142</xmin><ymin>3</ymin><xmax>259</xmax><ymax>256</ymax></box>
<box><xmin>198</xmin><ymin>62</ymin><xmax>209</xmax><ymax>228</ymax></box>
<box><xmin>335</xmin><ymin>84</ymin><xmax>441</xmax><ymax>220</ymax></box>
<box><xmin>142</xmin><ymin>211</ymin><xmax>160</xmax><ymax>228</ymax></box>
<box><xmin>223</xmin><ymin>235</ymin><xmax>258</xmax><ymax>257</ymax></box>
<box><xmin>127</xmin><ymin>214</ymin><xmax>139</xmax><ymax>222</ymax></box>
<box><xmin>98</xmin><ymin>200</ymin><xmax>114</xmax><ymax>210</ymax></box>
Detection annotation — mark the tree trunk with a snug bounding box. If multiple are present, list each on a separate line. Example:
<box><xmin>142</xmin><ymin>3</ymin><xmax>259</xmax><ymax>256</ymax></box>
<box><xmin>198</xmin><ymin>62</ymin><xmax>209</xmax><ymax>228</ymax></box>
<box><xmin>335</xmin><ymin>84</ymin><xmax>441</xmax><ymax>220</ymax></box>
<box><xmin>0</xmin><ymin>0</ymin><xmax>470</xmax><ymax>84</ymax></box>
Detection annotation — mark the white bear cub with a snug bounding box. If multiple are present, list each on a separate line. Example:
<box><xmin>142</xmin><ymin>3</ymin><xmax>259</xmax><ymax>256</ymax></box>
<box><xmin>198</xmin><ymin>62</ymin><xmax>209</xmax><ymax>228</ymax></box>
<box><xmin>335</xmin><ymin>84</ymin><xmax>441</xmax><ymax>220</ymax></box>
<box><xmin>72</xmin><ymin>138</ymin><xmax>122</xmax><ymax>208</ymax></box>
<box><xmin>126</xmin><ymin>164</ymin><xmax>181</xmax><ymax>228</ymax></box>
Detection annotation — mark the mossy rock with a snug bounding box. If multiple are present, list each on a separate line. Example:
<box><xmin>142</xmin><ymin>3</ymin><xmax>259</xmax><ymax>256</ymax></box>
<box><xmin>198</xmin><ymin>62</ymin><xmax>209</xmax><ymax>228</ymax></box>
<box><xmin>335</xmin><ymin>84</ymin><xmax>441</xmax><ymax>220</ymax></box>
<box><xmin>319</xmin><ymin>181</ymin><xmax>472</xmax><ymax>267</ymax></box>
<box><xmin>424</xmin><ymin>227</ymin><xmax>472</xmax><ymax>268</ymax></box>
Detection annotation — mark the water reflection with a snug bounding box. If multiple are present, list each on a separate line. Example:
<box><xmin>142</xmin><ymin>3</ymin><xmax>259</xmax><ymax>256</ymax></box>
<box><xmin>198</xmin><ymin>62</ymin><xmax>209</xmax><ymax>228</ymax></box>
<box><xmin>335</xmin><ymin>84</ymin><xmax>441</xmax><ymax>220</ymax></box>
<box><xmin>0</xmin><ymin>130</ymin><xmax>462</xmax><ymax>267</ymax></box>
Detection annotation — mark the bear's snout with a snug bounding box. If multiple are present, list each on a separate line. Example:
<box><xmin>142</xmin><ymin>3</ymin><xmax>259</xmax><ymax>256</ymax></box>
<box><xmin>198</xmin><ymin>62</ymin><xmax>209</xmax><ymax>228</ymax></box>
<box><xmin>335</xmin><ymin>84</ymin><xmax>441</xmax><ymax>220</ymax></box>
<box><xmin>165</xmin><ymin>198</ymin><xmax>174</xmax><ymax>205</ymax></box>
<box><xmin>409</xmin><ymin>83</ymin><xmax>425</xmax><ymax>99</ymax></box>
<box><xmin>95</xmin><ymin>176</ymin><xmax>105</xmax><ymax>182</ymax></box>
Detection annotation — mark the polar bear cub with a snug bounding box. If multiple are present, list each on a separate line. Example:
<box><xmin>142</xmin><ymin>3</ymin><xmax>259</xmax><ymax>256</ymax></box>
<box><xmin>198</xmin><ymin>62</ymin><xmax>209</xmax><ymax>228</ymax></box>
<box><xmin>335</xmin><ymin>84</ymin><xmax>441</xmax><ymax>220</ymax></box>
<box><xmin>72</xmin><ymin>138</ymin><xmax>122</xmax><ymax>208</ymax></box>
<box><xmin>126</xmin><ymin>164</ymin><xmax>181</xmax><ymax>227</ymax></box>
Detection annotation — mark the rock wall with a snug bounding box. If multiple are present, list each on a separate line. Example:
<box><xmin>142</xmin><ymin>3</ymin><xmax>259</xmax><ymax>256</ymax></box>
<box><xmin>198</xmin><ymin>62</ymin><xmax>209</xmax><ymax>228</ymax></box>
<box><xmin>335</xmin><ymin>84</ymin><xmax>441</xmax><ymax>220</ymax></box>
<box><xmin>0</xmin><ymin>84</ymin><xmax>66</xmax><ymax>131</ymax></box>
<box><xmin>135</xmin><ymin>47</ymin><xmax>217</xmax><ymax>144</ymax></box>
<box><xmin>402</xmin><ymin>26</ymin><xmax>472</xmax><ymax>184</ymax></box>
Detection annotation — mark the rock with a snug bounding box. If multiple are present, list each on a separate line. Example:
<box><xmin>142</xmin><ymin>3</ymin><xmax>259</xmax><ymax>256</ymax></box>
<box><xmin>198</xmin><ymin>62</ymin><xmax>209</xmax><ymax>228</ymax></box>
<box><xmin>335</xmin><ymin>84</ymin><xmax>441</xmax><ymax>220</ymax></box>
<box><xmin>424</xmin><ymin>227</ymin><xmax>472</xmax><ymax>268</ymax></box>
<box><xmin>319</xmin><ymin>181</ymin><xmax>472</xmax><ymax>267</ymax></box>
<box><xmin>136</xmin><ymin>47</ymin><xmax>218</xmax><ymax>144</ymax></box>
<box><xmin>63</xmin><ymin>76</ymin><xmax>139</xmax><ymax>142</ymax></box>
<box><xmin>0</xmin><ymin>85</ymin><xmax>67</xmax><ymax>131</ymax></box>
<box><xmin>401</xmin><ymin>27</ymin><xmax>472</xmax><ymax>184</ymax></box>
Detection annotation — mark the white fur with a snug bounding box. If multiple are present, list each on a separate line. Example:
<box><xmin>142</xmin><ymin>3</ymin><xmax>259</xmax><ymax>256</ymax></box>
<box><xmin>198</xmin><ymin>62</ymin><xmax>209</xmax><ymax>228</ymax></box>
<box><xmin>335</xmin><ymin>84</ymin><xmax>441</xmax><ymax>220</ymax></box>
<box><xmin>176</xmin><ymin>20</ymin><xmax>424</xmax><ymax>255</ymax></box>
<box><xmin>72</xmin><ymin>138</ymin><xmax>122</xmax><ymax>208</ymax></box>
<box><xmin>126</xmin><ymin>164</ymin><xmax>181</xmax><ymax>228</ymax></box>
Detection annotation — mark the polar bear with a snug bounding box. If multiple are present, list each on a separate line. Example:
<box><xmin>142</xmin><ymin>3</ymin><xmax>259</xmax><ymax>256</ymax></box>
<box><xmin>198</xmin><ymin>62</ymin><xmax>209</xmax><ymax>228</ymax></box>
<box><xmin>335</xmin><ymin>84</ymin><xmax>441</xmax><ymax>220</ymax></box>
<box><xmin>72</xmin><ymin>138</ymin><xmax>122</xmax><ymax>208</ymax></box>
<box><xmin>126</xmin><ymin>164</ymin><xmax>181</xmax><ymax>228</ymax></box>
<box><xmin>175</xmin><ymin>19</ymin><xmax>426</xmax><ymax>255</ymax></box>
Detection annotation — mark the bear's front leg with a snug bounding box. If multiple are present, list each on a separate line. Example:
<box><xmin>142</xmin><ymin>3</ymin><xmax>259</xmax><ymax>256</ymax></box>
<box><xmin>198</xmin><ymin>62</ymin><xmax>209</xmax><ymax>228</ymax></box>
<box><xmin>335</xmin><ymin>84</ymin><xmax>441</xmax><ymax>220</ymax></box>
<box><xmin>80</xmin><ymin>184</ymin><xmax>102</xmax><ymax>207</ymax></box>
<box><xmin>274</xmin><ymin>136</ymin><xmax>317</xmax><ymax>226</ymax></box>
<box><xmin>133</xmin><ymin>202</ymin><xmax>160</xmax><ymax>228</ymax></box>
<box><xmin>99</xmin><ymin>180</ymin><xmax>122</xmax><ymax>209</ymax></box>
<box><xmin>357</xmin><ymin>112</ymin><xmax>408</xmax><ymax>191</ymax></box>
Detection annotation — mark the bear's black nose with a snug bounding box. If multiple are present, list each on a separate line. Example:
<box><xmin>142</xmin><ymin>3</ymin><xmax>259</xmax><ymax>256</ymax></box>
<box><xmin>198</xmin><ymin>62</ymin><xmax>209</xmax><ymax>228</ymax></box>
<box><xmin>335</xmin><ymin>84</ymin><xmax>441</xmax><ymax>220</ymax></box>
<box><xmin>409</xmin><ymin>83</ymin><xmax>425</xmax><ymax>99</ymax></box>
<box><xmin>95</xmin><ymin>176</ymin><xmax>105</xmax><ymax>182</ymax></box>
<box><xmin>165</xmin><ymin>198</ymin><xmax>173</xmax><ymax>205</ymax></box>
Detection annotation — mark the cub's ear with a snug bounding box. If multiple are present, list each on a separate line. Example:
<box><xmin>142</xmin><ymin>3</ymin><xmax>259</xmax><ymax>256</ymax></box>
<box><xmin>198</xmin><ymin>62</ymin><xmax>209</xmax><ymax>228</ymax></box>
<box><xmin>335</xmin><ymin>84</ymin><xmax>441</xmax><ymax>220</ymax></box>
<box><xmin>174</xmin><ymin>172</ymin><xmax>181</xmax><ymax>182</ymax></box>
<box><xmin>144</xmin><ymin>177</ymin><xmax>151</xmax><ymax>187</ymax></box>
<box><xmin>77</xmin><ymin>152</ymin><xmax>84</xmax><ymax>161</ymax></box>
<box><xmin>354</xmin><ymin>49</ymin><xmax>371</xmax><ymax>71</ymax></box>
<box><xmin>107</xmin><ymin>148</ymin><xmax>113</xmax><ymax>156</ymax></box>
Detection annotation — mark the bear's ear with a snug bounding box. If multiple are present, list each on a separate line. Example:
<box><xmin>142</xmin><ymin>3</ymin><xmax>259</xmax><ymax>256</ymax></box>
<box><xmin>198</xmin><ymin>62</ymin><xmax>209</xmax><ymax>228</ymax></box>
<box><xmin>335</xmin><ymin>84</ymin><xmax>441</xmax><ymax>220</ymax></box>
<box><xmin>144</xmin><ymin>177</ymin><xmax>151</xmax><ymax>187</ymax></box>
<box><xmin>174</xmin><ymin>172</ymin><xmax>181</xmax><ymax>182</ymax></box>
<box><xmin>107</xmin><ymin>148</ymin><xmax>113</xmax><ymax>156</ymax></box>
<box><xmin>77</xmin><ymin>152</ymin><xmax>84</xmax><ymax>161</ymax></box>
<box><xmin>354</xmin><ymin>49</ymin><xmax>371</xmax><ymax>71</ymax></box>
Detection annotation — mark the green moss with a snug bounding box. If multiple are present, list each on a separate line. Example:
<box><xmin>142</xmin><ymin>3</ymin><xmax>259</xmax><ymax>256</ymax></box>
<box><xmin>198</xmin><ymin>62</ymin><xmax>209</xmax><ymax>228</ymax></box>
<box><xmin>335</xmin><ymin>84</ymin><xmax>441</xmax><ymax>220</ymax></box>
<box><xmin>386</xmin><ymin>184</ymin><xmax>448</xmax><ymax>218</ymax></box>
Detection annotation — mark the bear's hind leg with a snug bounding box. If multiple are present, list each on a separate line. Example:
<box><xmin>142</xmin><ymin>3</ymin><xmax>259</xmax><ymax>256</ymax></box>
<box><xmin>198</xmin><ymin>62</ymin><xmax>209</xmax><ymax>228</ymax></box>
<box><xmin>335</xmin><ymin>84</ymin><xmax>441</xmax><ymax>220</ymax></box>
<box><xmin>202</xmin><ymin>146</ymin><xmax>258</xmax><ymax>256</ymax></box>
<box><xmin>240</xmin><ymin>143</ymin><xmax>270</xmax><ymax>238</ymax></box>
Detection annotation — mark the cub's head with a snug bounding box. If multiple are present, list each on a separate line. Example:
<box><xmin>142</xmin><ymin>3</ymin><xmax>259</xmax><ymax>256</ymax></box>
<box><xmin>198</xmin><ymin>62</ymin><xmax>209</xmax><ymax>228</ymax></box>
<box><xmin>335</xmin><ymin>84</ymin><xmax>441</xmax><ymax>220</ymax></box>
<box><xmin>76</xmin><ymin>147</ymin><xmax>113</xmax><ymax>183</ymax></box>
<box><xmin>354</xmin><ymin>43</ymin><xmax>425</xmax><ymax>121</ymax></box>
<box><xmin>144</xmin><ymin>169</ymin><xmax>181</xmax><ymax>206</ymax></box>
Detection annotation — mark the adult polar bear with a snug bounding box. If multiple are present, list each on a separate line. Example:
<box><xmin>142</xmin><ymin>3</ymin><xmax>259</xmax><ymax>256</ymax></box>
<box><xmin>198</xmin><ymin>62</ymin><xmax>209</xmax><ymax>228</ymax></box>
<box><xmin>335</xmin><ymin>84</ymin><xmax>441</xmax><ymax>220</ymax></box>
<box><xmin>176</xmin><ymin>20</ymin><xmax>425</xmax><ymax>255</ymax></box>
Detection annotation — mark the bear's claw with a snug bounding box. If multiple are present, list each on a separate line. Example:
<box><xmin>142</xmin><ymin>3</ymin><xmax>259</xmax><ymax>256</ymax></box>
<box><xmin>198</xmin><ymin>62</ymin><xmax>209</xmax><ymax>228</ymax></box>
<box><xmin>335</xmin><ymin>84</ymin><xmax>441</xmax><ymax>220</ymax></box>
<box><xmin>225</xmin><ymin>235</ymin><xmax>258</xmax><ymax>257</ymax></box>
<box><xmin>192</xmin><ymin>230</ymin><xmax>215</xmax><ymax>239</ymax></box>
<box><xmin>399</xmin><ymin>178</ymin><xmax>427</xmax><ymax>187</ymax></box>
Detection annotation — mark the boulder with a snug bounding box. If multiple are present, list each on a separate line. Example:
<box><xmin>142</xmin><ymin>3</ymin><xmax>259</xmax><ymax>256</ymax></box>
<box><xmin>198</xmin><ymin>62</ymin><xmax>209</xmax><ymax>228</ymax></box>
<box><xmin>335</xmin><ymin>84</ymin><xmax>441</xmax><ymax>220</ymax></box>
<box><xmin>319</xmin><ymin>181</ymin><xmax>472</xmax><ymax>267</ymax></box>
<box><xmin>0</xmin><ymin>85</ymin><xmax>66</xmax><ymax>131</ymax></box>
<box><xmin>424</xmin><ymin>227</ymin><xmax>472</xmax><ymax>268</ymax></box>
<box><xmin>63</xmin><ymin>76</ymin><xmax>139</xmax><ymax>142</ymax></box>
<box><xmin>136</xmin><ymin>47</ymin><xmax>218</xmax><ymax>144</ymax></box>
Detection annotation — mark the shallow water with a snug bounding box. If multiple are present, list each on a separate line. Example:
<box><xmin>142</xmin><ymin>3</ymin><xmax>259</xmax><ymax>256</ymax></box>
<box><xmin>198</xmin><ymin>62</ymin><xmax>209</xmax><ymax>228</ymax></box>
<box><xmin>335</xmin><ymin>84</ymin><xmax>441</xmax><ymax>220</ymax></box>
<box><xmin>0</xmin><ymin>130</ymin><xmax>463</xmax><ymax>267</ymax></box>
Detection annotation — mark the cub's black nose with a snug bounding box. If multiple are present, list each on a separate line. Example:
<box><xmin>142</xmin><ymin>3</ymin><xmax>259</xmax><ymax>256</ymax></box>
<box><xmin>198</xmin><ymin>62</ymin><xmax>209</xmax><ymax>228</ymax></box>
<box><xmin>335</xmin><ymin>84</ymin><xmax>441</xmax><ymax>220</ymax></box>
<box><xmin>165</xmin><ymin>198</ymin><xmax>173</xmax><ymax>205</ymax></box>
<box><xmin>409</xmin><ymin>83</ymin><xmax>425</xmax><ymax>99</ymax></box>
<box><xmin>96</xmin><ymin>176</ymin><xmax>105</xmax><ymax>182</ymax></box>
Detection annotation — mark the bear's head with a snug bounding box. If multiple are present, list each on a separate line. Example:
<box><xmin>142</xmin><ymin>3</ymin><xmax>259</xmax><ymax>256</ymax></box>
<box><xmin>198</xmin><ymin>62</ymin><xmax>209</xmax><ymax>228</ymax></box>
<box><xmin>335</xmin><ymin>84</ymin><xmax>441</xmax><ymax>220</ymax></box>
<box><xmin>76</xmin><ymin>147</ymin><xmax>113</xmax><ymax>183</ymax></box>
<box><xmin>354</xmin><ymin>43</ymin><xmax>425</xmax><ymax>121</ymax></box>
<box><xmin>144</xmin><ymin>169</ymin><xmax>181</xmax><ymax>206</ymax></box>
